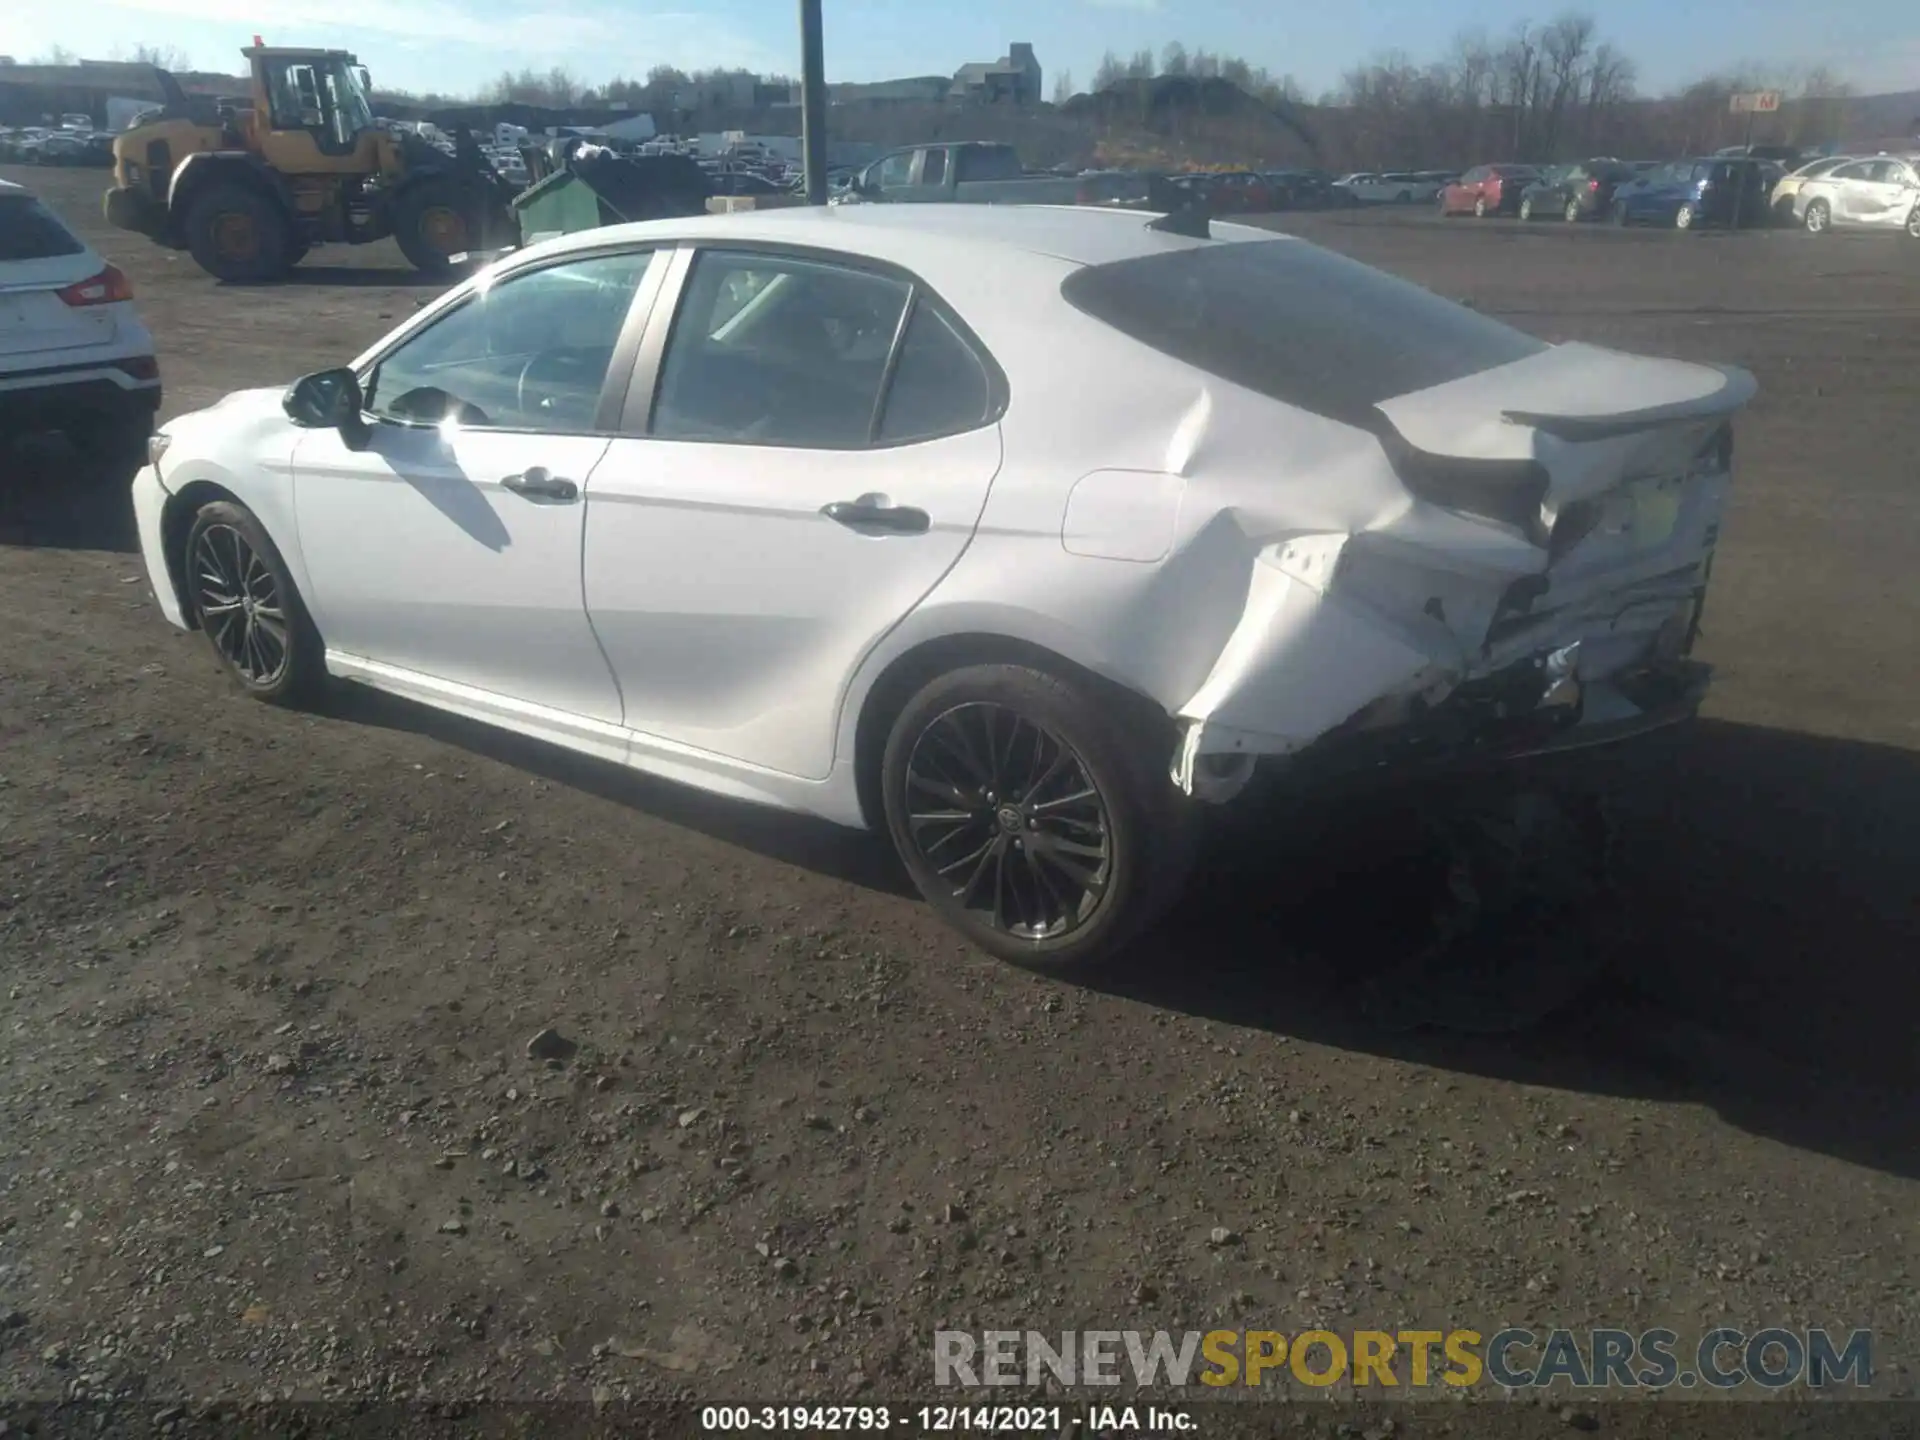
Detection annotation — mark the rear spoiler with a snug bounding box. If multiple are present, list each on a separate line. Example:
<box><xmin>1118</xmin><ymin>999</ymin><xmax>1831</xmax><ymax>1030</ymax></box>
<box><xmin>1501</xmin><ymin>372</ymin><xmax>1753</xmax><ymax>441</ymax></box>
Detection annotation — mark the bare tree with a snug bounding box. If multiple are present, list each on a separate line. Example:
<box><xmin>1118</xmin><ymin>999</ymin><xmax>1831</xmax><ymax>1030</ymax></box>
<box><xmin>1540</xmin><ymin>12</ymin><xmax>1594</xmax><ymax>154</ymax></box>
<box><xmin>123</xmin><ymin>44</ymin><xmax>192</xmax><ymax>71</ymax></box>
<box><xmin>1092</xmin><ymin>51</ymin><xmax>1124</xmax><ymax>92</ymax></box>
<box><xmin>35</xmin><ymin>45</ymin><xmax>77</xmax><ymax>66</ymax></box>
<box><xmin>1051</xmin><ymin>70</ymin><xmax>1075</xmax><ymax>106</ymax></box>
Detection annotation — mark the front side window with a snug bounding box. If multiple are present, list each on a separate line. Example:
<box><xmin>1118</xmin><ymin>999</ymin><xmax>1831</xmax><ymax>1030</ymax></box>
<box><xmin>366</xmin><ymin>251</ymin><xmax>654</xmax><ymax>433</ymax></box>
<box><xmin>873</xmin><ymin>152</ymin><xmax>913</xmax><ymax>188</ymax></box>
<box><xmin>652</xmin><ymin>251</ymin><xmax>910</xmax><ymax>448</ymax></box>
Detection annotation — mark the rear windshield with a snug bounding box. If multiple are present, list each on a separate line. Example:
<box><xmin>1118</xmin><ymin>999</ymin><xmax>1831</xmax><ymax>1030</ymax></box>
<box><xmin>0</xmin><ymin>194</ymin><xmax>86</xmax><ymax>262</ymax></box>
<box><xmin>1060</xmin><ymin>239</ymin><xmax>1546</xmax><ymax>428</ymax></box>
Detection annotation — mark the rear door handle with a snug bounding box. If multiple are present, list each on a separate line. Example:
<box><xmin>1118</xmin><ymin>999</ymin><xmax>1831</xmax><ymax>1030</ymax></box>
<box><xmin>821</xmin><ymin>498</ymin><xmax>930</xmax><ymax>535</ymax></box>
<box><xmin>501</xmin><ymin>466</ymin><xmax>578</xmax><ymax>502</ymax></box>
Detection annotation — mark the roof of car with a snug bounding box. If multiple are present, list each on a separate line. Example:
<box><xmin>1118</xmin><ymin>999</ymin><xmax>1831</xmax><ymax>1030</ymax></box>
<box><xmin>523</xmin><ymin>202</ymin><xmax>1285</xmax><ymax>273</ymax></box>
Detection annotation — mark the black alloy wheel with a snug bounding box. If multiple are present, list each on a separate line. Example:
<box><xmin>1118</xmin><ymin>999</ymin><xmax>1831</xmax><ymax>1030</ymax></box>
<box><xmin>881</xmin><ymin>664</ymin><xmax>1198</xmax><ymax>971</ymax></box>
<box><xmin>192</xmin><ymin>521</ymin><xmax>288</xmax><ymax>687</ymax></box>
<box><xmin>902</xmin><ymin>701</ymin><xmax>1112</xmax><ymax>942</ymax></box>
<box><xmin>184</xmin><ymin>500</ymin><xmax>323</xmax><ymax>704</ymax></box>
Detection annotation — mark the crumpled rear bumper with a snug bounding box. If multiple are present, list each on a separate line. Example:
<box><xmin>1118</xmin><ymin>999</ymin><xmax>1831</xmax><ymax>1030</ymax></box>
<box><xmin>1169</xmin><ymin>527</ymin><xmax>1714</xmax><ymax>802</ymax></box>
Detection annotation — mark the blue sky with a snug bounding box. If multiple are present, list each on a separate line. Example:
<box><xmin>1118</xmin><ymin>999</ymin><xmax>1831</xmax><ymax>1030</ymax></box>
<box><xmin>4</xmin><ymin>0</ymin><xmax>1914</xmax><ymax>101</ymax></box>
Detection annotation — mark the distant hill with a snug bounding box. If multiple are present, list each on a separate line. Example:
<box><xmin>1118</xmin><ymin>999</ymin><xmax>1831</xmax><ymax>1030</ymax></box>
<box><xmin>1840</xmin><ymin>88</ymin><xmax>1920</xmax><ymax>143</ymax></box>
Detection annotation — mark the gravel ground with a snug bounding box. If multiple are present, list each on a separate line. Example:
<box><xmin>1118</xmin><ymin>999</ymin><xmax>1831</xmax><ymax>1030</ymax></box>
<box><xmin>1</xmin><ymin>165</ymin><xmax>1916</xmax><ymax>1431</ymax></box>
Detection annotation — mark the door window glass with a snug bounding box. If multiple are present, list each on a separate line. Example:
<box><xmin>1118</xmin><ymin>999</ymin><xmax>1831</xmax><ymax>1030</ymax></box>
<box><xmin>876</xmin><ymin>302</ymin><xmax>994</xmax><ymax>444</ymax></box>
<box><xmin>874</xmin><ymin>152</ymin><xmax>913</xmax><ymax>188</ymax></box>
<box><xmin>651</xmin><ymin>251</ymin><xmax>910</xmax><ymax>449</ymax></box>
<box><xmin>921</xmin><ymin>147</ymin><xmax>947</xmax><ymax>185</ymax></box>
<box><xmin>366</xmin><ymin>251</ymin><xmax>653</xmax><ymax>432</ymax></box>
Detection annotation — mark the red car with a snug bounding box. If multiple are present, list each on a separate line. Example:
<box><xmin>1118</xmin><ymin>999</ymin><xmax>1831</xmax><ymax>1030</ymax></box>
<box><xmin>1176</xmin><ymin>170</ymin><xmax>1276</xmax><ymax>213</ymax></box>
<box><xmin>1439</xmin><ymin>164</ymin><xmax>1541</xmax><ymax>218</ymax></box>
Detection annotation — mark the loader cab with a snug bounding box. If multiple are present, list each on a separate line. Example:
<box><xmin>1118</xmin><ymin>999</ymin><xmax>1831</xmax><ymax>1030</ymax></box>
<box><xmin>248</xmin><ymin>47</ymin><xmax>379</xmax><ymax>167</ymax></box>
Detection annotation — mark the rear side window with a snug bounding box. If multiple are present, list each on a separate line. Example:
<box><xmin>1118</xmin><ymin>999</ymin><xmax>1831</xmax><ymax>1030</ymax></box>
<box><xmin>954</xmin><ymin>146</ymin><xmax>1021</xmax><ymax>183</ymax></box>
<box><xmin>0</xmin><ymin>194</ymin><xmax>86</xmax><ymax>261</ymax></box>
<box><xmin>876</xmin><ymin>302</ymin><xmax>993</xmax><ymax>444</ymax></box>
<box><xmin>1060</xmin><ymin>240</ymin><xmax>1547</xmax><ymax>429</ymax></box>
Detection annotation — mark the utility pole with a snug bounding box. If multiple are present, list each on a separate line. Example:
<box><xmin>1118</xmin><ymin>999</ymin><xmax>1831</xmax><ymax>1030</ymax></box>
<box><xmin>799</xmin><ymin>0</ymin><xmax>828</xmax><ymax>204</ymax></box>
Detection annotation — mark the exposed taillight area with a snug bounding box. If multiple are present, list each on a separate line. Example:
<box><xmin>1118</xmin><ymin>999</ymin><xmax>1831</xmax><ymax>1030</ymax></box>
<box><xmin>57</xmin><ymin>265</ymin><xmax>134</xmax><ymax>307</ymax></box>
<box><xmin>117</xmin><ymin>355</ymin><xmax>160</xmax><ymax>382</ymax></box>
<box><xmin>1693</xmin><ymin>421</ymin><xmax>1734</xmax><ymax>474</ymax></box>
<box><xmin>1588</xmin><ymin>178</ymin><xmax>1600</xmax><ymax>190</ymax></box>
<box><xmin>1372</xmin><ymin>424</ymin><xmax>1551</xmax><ymax>544</ymax></box>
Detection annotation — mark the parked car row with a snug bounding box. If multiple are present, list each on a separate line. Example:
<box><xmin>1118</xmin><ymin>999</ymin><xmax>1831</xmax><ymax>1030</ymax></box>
<box><xmin>1436</xmin><ymin>153</ymin><xmax>1920</xmax><ymax>237</ymax></box>
<box><xmin>0</xmin><ymin>126</ymin><xmax>116</xmax><ymax>167</ymax></box>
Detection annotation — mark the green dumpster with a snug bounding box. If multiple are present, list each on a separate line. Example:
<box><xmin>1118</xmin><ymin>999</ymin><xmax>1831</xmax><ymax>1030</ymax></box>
<box><xmin>510</xmin><ymin>153</ymin><xmax>714</xmax><ymax>244</ymax></box>
<box><xmin>510</xmin><ymin>170</ymin><xmax>609</xmax><ymax>244</ymax></box>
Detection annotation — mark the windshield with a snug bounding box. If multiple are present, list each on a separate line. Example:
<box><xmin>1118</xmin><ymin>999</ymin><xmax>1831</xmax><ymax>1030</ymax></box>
<box><xmin>1060</xmin><ymin>238</ymin><xmax>1547</xmax><ymax>430</ymax></box>
<box><xmin>322</xmin><ymin>59</ymin><xmax>376</xmax><ymax>144</ymax></box>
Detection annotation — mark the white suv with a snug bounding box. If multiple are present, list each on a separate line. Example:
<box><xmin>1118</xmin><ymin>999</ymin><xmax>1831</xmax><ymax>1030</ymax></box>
<box><xmin>0</xmin><ymin>178</ymin><xmax>160</xmax><ymax>465</ymax></box>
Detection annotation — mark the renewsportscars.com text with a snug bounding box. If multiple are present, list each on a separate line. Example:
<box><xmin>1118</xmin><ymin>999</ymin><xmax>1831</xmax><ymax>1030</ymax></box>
<box><xmin>933</xmin><ymin>1327</ymin><xmax>1873</xmax><ymax>1390</ymax></box>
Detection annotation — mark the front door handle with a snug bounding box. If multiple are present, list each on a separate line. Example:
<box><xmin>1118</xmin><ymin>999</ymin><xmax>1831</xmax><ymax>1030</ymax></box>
<box><xmin>502</xmin><ymin>466</ymin><xmax>578</xmax><ymax>502</ymax></box>
<box><xmin>821</xmin><ymin>498</ymin><xmax>930</xmax><ymax>535</ymax></box>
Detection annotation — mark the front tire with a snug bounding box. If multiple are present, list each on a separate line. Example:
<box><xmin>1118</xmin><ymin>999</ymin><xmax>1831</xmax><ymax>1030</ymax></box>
<box><xmin>1675</xmin><ymin>202</ymin><xmax>1695</xmax><ymax>230</ymax></box>
<box><xmin>183</xmin><ymin>501</ymin><xmax>325</xmax><ymax>706</ymax></box>
<box><xmin>1612</xmin><ymin>201</ymin><xmax>1630</xmax><ymax>226</ymax></box>
<box><xmin>1908</xmin><ymin>203</ymin><xmax>1920</xmax><ymax>239</ymax></box>
<box><xmin>1565</xmin><ymin>197</ymin><xmax>1582</xmax><ymax>222</ymax></box>
<box><xmin>184</xmin><ymin>183</ymin><xmax>291</xmax><ymax>283</ymax></box>
<box><xmin>880</xmin><ymin>664</ymin><xmax>1195</xmax><ymax>972</ymax></box>
<box><xmin>393</xmin><ymin>177</ymin><xmax>476</xmax><ymax>276</ymax></box>
<box><xmin>1473</xmin><ymin>196</ymin><xmax>1488</xmax><ymax>218</ymax></box>
<box><xmin>1519</xmin><ymin>195</ymin><xmax>1534</xmax><ymax>221</ymax></box>
<box><xmin>1804</xmin><ymin>199</ymin><xmax>1831</xmax><ymax>234</ymax></box>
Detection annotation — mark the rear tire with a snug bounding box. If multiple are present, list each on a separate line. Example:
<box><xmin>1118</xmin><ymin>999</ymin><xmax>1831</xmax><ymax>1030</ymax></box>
<box><xmin>1612</xmin><ymin>201</ymin><xmax>1630</xmax><ymax>226</ymax></box>
<box><xmin>1674</xmin><ymin>202</ymin><xmax>1695</xmax><ymax>230</ymax></box>
<box><xmin>184</xmin><ymin>183</ymin><xmax>291</xmax><ymax>283</ymax></box>
<box><xmin>183</xmin><ymin>500</ymin><xmax>326</xmax><ymax>706</ymax></box>
<box><xmin>1519</xmin><ymin>196</ymin><xmax>1534</xmax><ymax>221</ymax></box>
<box><xmin>1473</xmin><ymin>196</ymin><xmax>1488</xmax><ymax>218</ymax></box>
<box><xmin>880</xmin><ymin>663</ymin><xmax>1197</xmax><ymax>973</ymax></box>
<box><xmin>1908</xmin><ymin>203</ymin><xmax>1920</xmax><ymax>239</ymax></box>
<box><xmin>1565</xmin><ymin>197</ymin><xmax>1582</xmax><ymax>222</ymax></box>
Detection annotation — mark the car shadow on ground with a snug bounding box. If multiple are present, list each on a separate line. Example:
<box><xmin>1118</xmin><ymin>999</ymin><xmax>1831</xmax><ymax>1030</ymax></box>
<box><xmin>326</xmin><ymin>684</ymin><xmax>916</xmax><ymax>898</ymax></box>
<box><xmin>1101</xmin><ymin>718</ymin><xmax>1920</xmax><ymax>1180</ymax></box>
<box><xmin>333</xmin><ymin>686</ymin><xmax>1919</xmax><ymax>1178</ymax></box>
<box><xmin>0</xmin><ymin>437</ymin><xmax>138</xmax><ymax>552</ymax></box>
<box><xmin>265</xmin><ymin>265</ymin><xmax>447</xmax><ymax>290</ymax></box>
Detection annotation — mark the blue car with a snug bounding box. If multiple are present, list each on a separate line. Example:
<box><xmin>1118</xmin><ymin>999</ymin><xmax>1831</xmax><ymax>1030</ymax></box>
<box><xmin>1610</xmin><ymin>157</ymin><xmax>1774</xmax><ymax>229</ymax></box>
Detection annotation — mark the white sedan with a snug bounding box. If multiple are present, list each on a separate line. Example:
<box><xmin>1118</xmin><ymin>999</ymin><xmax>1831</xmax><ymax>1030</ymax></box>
<box><xmin>1</xmin><ymin>178</ymin><xmax>160</xmax><ymax>463</ymax></box>
<box><xmin>133</xmin><ymin>204</ymin><xmax>1753</xmax><ymax>969</ymax></box>
<box><xmin>1794</xmin><ymin>154</ymin><xmax>1920</xmax><ymax>236</ymax></box>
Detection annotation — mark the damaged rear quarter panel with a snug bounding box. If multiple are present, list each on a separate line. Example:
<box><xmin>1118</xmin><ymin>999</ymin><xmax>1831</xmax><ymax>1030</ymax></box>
<box><xmin>863</xmin><ymin>283</ymin><xmax>1749</xmax><ymax>800</ymax></box>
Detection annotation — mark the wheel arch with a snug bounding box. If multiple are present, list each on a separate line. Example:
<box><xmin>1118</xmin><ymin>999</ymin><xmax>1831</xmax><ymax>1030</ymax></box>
<box><xmin>167</xmin><ymin>152</ymin><xmax>296</xmax><ymax>224</ymax></box>
<box><xmin>849</xmin><ymin>631</ymin><xmax>1174</xmax><ymax>832</ymax></box>
<box><xmin>158</xmin><ymin>478</ymin><xmax>246</xmax><ymax>629</ymax></box>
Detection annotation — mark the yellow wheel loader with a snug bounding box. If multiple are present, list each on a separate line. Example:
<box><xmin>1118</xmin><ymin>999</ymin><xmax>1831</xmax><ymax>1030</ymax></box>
<box><xmin>103</xmin><ymin>43</ymin><xmax>515</xmax><ymax>282</ymax></box>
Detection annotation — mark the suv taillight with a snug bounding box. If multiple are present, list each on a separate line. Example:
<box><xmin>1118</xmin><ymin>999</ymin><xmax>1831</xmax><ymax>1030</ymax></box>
<box><xmin>1588</xmin><ymin>178</ymin><xmax>1601</xmax><ymax>190</ymax></box>
<box><xmin>57</xmin><ymin>265</ymin><xmax>134</xmax><ymax>307</ymax></box>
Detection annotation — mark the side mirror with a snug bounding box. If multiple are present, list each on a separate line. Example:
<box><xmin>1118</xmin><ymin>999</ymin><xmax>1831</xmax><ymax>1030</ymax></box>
<box><xmin>283</xmin><ymin>367</ymin><xmax>371</xmax><ymax>450</ymax></box>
